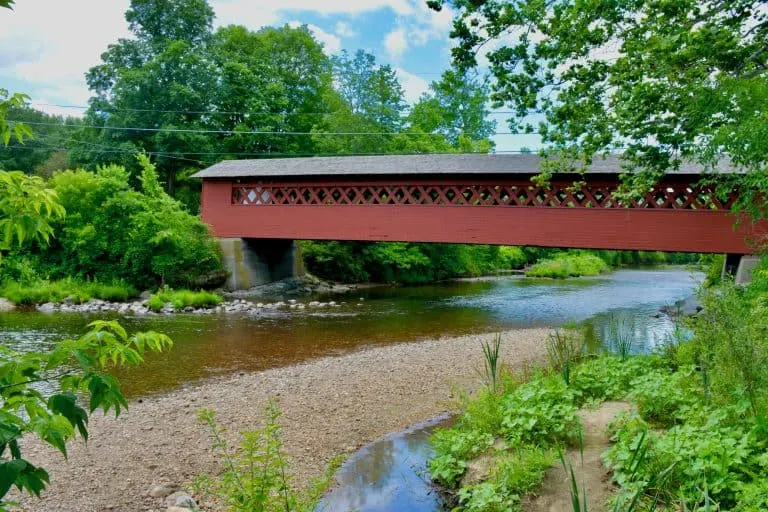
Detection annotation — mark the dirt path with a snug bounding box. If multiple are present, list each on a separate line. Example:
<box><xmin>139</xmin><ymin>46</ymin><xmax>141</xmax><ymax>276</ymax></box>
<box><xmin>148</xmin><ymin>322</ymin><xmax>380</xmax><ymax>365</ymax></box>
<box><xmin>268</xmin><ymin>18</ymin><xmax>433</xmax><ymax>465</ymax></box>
<box><xmin>525</xmin><ymin>401</ymin><xmax>631</xmax><ymax>512</ymax></box>
<box><xmin>15</xmin><ymin>328</ymin><xmax>550</xmax><ymax>512</ymax></box>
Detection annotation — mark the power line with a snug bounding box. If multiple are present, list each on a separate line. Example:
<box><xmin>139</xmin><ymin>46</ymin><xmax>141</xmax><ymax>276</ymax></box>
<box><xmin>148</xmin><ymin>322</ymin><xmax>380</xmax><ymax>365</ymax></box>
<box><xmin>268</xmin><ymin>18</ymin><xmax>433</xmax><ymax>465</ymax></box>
<box><xmin>3</xmin><ymin>142</ymin><xmax>545</xmax><ymax>158</ymax></box>
<box><xmin>29</xmin><ymin>102</ymin><xmax>525</xmax><ymax>117</ymax></box>
<box><xmin>10</xmin><ymin>120</ymin><xmax>544</xmax><ymax>137</ymax></box>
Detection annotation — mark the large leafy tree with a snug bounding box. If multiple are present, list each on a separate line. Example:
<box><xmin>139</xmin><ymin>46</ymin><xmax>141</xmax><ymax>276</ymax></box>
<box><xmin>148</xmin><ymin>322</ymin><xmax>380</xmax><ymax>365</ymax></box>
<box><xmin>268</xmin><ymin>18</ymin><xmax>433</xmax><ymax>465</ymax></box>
<box><xmin>429</xmin><ymin>0</ymin><xmax>768</xmax><ymax>217</ymax></box>
<box><xmin>211</xmin><ymin>24</ymin><xmax>334</xmax><ymax>157</ymax></box>
<box><xmin>75</xmin><ymin>0</ymin><xmax>217</xmax><ymax>193</ymax></box>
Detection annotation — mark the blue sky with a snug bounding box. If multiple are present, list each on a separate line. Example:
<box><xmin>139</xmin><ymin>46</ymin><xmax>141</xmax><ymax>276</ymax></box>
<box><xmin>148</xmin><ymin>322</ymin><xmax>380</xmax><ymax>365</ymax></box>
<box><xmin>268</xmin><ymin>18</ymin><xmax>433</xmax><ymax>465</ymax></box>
<box><xmin>0</xmin><ymin>0</ymin><xmax>542</xmax><ymax>151</ymax></box>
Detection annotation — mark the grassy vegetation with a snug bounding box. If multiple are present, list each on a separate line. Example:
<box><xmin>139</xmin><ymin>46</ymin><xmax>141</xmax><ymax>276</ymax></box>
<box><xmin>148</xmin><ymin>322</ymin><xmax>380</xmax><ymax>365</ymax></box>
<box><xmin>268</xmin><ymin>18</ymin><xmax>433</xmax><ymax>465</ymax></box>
<box><xmin>147</xmin><ymin>288</ymin><xmax>223</xmax><ymax>311</ymax></box>
<box><xmin>0</xmin><ymin>279</ymin><xmax>138</xmax><ymax>305</ymax></box>
<box><xmin>429</xmin><ymin>257</ymin><xmax>768</xmax><ymax>511</ymax></box>
<box><xmin>525</xmin><ymin>253</ymin><xmax>609</xmax><ymax>278</ymax></box>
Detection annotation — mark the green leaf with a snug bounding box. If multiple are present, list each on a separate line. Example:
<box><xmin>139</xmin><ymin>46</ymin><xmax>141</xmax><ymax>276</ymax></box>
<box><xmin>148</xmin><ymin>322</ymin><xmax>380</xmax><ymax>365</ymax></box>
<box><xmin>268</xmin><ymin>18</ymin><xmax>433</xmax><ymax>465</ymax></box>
<box><xmin>48</xmin><ymin>393</ymin><xmax>89</xmax><ymax>441</ymax></box>
<box><xmin>0</xmin><ymin>460</ymin><xmax>26</xmax><ymax>497</ymax></box>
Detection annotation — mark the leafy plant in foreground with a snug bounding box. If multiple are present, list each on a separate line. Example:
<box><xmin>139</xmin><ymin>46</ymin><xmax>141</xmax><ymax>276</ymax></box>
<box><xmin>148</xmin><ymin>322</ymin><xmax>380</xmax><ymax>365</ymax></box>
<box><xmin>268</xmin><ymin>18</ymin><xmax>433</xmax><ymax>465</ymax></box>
<box><xmin>0</xmin><ymin>321</ymin><xmax>172</xmax><ymax>509</ymax></box>
<box><xmin>195</xmin><ymin>400</ymin><xmax>340</xmax><ymax>512</ymax></box>
<box><xmin>500</xmin><ymin>375</ymin><xmax>580</xmax><ymax>447</ymax></box>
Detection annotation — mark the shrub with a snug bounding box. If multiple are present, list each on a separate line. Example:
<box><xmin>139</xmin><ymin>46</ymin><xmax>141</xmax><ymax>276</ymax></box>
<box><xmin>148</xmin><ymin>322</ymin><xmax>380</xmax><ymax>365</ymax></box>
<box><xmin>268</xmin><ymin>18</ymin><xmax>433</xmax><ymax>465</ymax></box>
<box><xmin>500</xmin><ymin>375</ymin><xmax>580</xmax><ymax>446</ymax></box>
<box><xmin>429</xmin><ymin>428</ymin><xmax>495</xmax><ymax>487</ymax></box>
<box><xmin>195</xmin><ymin>400</ymin><xmax>338</xmax><ymax>512</ymax></box>
<box><xmin>18</xmin><ymin>160</ymin><xmax>226</xmax><ymax>291</ymax></box>
<box><xmin>605</xmin><ymin>407</ymin><xmax>762</xmax><ymax>508</ymax></box>
<box><xmin>147</xmin><ymin>289</ymin><xmax>222</xmax><ymax>311</ymax></box>
<box><xmin>570</xmin><ymin>355</ymin><xmax>664</xmax><ymax>404</ymax></box>
<box><xmin>629</xmin><ymin>367</ymin><xmax>701</xmax><ymax>427</ymax></box>
<box><xmin>525</xmin><ymin>254</ymin><xmax>609</xmax><ymax>278</ymax></box>
<box><xmin>456</xmin><ymin>446</ymin><xmax>553</xmax><ymax>512</ymax></box>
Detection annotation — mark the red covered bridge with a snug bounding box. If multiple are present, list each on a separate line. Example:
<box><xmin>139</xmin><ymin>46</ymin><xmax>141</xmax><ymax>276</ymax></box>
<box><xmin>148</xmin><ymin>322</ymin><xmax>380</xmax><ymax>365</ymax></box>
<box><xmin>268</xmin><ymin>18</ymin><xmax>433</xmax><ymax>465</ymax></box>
<box><xmin>192</xmin><ymin>154</ymin><xmax>764</xmax><ymax>289</ymax></box>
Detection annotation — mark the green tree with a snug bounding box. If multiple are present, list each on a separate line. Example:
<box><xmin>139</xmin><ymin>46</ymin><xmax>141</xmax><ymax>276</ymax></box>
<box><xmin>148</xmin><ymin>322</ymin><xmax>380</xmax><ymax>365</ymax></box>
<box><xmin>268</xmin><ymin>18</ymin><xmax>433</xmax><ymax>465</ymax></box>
<box><xmin>429</xmin><ymin>0</ymin><xmax>768</xmax><ymax>217</ymax></box>
<box><xmin>0</xmin><ymin>105</ymin><xmax>81</xmax><ymax>174</ymax></box>
<box><xmin>75</xmin><ymin>0</ymin><xmax>217</xmax><ymax>193</ymax></box>
<box><xmin>211</xmin><ymin>24</ymin><xmax>334</xmax><ymax>157</ymax></box>
<box><xmin>408</xmin><ymin>69</ymin><xmax>496</xmax><ymax>151</ymax></box>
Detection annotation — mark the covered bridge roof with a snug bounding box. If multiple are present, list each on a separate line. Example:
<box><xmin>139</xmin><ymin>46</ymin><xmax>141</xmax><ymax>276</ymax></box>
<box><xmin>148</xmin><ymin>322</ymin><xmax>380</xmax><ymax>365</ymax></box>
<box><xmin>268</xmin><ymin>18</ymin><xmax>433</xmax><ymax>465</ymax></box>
<box><xmin>191</xmin><ymin>153</ymin><xmax>732</xmax><ymax>179</ymax></box>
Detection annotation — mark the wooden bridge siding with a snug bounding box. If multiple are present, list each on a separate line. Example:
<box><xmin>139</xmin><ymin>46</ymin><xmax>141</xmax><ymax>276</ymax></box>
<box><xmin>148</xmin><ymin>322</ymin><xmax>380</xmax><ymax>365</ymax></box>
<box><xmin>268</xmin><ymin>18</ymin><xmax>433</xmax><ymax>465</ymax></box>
<box><xmin>201</xmin><ymin>179</ymin><xmax>762</xmax><ymax>254</ymax></box>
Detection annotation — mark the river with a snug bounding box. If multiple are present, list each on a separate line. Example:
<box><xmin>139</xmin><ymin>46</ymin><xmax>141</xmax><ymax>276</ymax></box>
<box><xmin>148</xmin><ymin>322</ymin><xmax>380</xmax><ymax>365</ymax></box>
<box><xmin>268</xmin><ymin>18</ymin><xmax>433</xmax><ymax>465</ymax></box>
<box><xmin>0</xmin><ymin>268</ymin><xmax>701</xmax><ymax>511</ymax></box>
<box><xmin>0</xmin><ymin>268</ymin><xmax>700</xmax><ymax>398</ymax></box>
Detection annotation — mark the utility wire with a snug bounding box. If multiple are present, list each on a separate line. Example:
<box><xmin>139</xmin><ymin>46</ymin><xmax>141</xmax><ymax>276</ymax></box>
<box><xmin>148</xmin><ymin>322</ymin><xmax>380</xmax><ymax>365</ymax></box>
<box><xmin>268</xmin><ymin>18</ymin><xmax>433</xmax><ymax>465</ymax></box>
<box><xmin>29</xmin><ymin>102</ymin><xmax>527</xmax><ymax>116</ymax></box>
<box><xmin>10</xmin><ymin>120</ymin><xmax>544</xmax><ymax>137</ymax></box>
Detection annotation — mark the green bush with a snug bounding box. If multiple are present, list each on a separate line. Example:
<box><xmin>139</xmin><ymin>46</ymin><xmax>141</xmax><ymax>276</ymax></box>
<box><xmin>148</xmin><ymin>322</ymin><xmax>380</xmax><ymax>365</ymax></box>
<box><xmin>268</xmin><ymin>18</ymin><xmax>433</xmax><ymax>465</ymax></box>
<box><xmin>605</xmin><ymin>406</ymin><xmax>763</xmax><ymax>508</ymax></box>
<box><xmin>456</xmin><ymin>447</ymin><xmax>553</xmax><ymax>512</ymax></box>
<box><xmin>0</xmin><ymin>279</ymin><xmax>138</xmax><ymax>305</ymax></box>
<box><xmin>300</xmin><ymin>241</ymin><xmax>529</xmax><ymax>284</ymax></box>
<box><xmin>147</xmin><ymin>289</ymin><xmax>223</xmax><ymax>311</ymax></box>
<box><xmin>570</xmin><ymin>355</ymin><xmax>665</xmax><ymax>404</ymax></box>
<box><xmin>195</xmin><ymin>401</ymin><xmax>338</xmax><ymax>512</ymax></box>
<box><xmin>500</xmin><ymin>375</ymin><xmax>580</xmax><ymax>446</ymax></box>
<box><xmin>8</xmin><ymin>158</ymin><xmax>225</xmax><ymax>291</ymax></box>
<box><xmin>629</xmin><ymin>367</ymin><xmax>701</xmax><ymax>427</ymax></box>
<box><xmin>525</xmin><ymin>254</ymin><xmax>609</xmax><ymax>278</ymax></box>
<box><xmin>429</xmin><ymin>428</ymin><xmax>495</xmax><ymax>487</ymax></box>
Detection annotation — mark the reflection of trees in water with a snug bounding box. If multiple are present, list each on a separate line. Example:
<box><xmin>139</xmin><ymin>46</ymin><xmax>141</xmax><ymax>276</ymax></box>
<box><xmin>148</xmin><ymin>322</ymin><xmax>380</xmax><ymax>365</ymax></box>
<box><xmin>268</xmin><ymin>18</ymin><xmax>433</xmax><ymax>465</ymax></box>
<box><xmin>321</xmin><ymin>428</ymin><xmax>442</xmax><ymax>512</ymax></box>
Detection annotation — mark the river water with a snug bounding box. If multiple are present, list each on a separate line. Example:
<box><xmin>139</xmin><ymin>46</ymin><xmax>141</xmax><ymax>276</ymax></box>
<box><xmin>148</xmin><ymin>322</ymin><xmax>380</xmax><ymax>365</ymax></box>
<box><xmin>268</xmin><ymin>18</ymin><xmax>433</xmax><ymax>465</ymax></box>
<box><xmin>0</xmin><ymin>268</ymin><xmax>701</xmax><ymax>510</ymax></box>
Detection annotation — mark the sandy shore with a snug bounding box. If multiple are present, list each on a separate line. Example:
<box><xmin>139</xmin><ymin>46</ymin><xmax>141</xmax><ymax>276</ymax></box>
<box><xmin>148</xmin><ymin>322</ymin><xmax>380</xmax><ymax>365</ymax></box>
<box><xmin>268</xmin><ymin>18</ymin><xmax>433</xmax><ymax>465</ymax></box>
<box><xmin>16</xmin><ymin>328</ymin><xmax>550</xmax><ymax>511</ymax></box>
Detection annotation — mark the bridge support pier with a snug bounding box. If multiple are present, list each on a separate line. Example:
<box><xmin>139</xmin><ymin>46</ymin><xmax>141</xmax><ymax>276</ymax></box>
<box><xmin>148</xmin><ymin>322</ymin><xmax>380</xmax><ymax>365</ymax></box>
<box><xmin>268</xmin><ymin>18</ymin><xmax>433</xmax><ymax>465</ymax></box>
<box><xmin>218</xmin><ymin>238</ymin><xmax>303</xmax><ymax>291</ymax></box>
<box><xmin>722</xmin><ymin>254</ymin><xmax>760</xmax><ymax>285</ymax></box>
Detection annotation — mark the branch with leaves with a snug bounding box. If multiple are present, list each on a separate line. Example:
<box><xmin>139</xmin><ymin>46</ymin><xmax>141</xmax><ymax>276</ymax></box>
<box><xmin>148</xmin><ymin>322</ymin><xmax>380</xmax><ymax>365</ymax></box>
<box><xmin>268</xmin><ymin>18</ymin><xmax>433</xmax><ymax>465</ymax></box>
<box><xmin>0</xmin><ymin>321</ymin><xmax>172</xmax><ymax>509</ymax></box>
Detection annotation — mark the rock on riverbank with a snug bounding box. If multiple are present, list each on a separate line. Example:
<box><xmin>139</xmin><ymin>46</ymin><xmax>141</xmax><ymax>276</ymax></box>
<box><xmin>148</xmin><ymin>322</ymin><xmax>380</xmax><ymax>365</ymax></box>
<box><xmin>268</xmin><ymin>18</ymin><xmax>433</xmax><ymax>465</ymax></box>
<box><xmin>33</xmin><ymin>298</ymin><xmax>346</xmax><ymax>315</ymax></box>
<box><xmin>14</xmin><ymin>328</ymin><xmax>550</xmax><ymax>512</ymax></box>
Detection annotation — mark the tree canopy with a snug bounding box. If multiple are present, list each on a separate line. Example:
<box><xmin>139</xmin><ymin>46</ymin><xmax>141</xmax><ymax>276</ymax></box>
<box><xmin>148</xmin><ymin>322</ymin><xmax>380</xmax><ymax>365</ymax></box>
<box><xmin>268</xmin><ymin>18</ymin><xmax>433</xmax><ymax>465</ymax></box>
<box><xmin>429</xmin><ymin>0</ymin><xmax>768</xmax><ymax>216</ymax></box>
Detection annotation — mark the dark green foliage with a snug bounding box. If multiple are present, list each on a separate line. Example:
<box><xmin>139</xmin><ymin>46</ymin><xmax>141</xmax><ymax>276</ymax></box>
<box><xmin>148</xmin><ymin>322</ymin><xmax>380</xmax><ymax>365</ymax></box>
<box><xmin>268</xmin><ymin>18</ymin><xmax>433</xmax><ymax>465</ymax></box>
<box><xmin>301</xmin><ymin>241</ymin><xmax>526</xmax><ymax>284</ymax></box>
<box><xmin>570</xmin><ymin>355</ymin><xmax>663</xmax><ymax>404</ymax></box>
<box><xmin>605</xmin><ymin>405</ymin><xmax>766</xmax><ymax>509</ymax></box>
<box><xmin>629</xmin><ymin>367</ymin><xmax>701</xmax><ymax>427</ymax></box>
<box><xmin>7</xmin><ymin>158</ymin><xmax>225</xmax><ymax>290</ymax></box>
<box><xmin>456</xmin><ymin>447</ymin><xmax>553</xmax><ymax>511</ymax></box>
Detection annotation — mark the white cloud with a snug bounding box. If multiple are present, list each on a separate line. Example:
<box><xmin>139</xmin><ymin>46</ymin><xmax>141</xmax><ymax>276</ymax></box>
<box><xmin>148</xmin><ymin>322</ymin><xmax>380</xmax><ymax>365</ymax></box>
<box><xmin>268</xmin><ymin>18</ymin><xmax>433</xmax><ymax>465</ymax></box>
<box><xmin>215</xmin><ymin>0</ymin><xmax>413</xmax><ymax>28</ymax></box>
<box><xmin>395</xmin><ymin>68</ymin><xmax>429</xmax><ymax>104</ymax></box>
<box><xmin>287</xmin><ymin>21</ymin><xmax>342</xmax><ymax>54</ymax></box>
<box><xmin>334</xmin><ymin>21</ymin><xmax>357</xmax><ymax>39</ymax></box>
<box><xmin>385</xmin><ymin>28</ymin><xmax>408</xmax><ymax>60</ymax></box>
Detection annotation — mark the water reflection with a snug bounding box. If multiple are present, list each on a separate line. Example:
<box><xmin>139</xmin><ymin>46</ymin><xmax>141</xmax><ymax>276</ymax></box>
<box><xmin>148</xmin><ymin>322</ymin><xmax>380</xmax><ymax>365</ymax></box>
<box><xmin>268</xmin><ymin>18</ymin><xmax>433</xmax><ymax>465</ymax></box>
<box><xmin>318</xmin><ymin>415</ymin><xmax>451</xmax><ymax>512</ymax></box>
<box><xmin>0</xmin><ymin>268</ymin><xmax>702</xmax><ymax>397</ymax></box>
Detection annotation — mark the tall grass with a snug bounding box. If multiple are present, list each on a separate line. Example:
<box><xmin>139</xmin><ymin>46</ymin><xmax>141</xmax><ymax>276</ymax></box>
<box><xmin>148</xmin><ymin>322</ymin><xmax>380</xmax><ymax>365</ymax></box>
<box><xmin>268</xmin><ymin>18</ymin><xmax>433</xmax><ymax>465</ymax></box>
<box><xmin>482</xmin><ymin>333</ymin><xmax>502</xmax><ymax>393</ymax></box>
<box><xmin>546</xmin><ymin>328</ymin><xmax>585</xmax><ymax>385</ymax></box>
<box><xmin>0</xmin><ymin>279</ymin><xmax>138</xmax><ymax>305</ymax></box>
<box><xmin>607</xmin><ymin>314</ymin><xmax>634</xmax><ymax>359</ymax></box>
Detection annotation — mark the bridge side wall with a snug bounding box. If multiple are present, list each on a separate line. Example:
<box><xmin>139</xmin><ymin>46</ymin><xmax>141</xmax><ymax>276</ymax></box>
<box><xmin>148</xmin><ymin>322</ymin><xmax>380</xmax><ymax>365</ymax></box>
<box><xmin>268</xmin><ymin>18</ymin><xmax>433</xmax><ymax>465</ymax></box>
<box><xmin>203</xmin><ymin>179</ymin><xmax>764</xmax><ymax>254</ymax></box>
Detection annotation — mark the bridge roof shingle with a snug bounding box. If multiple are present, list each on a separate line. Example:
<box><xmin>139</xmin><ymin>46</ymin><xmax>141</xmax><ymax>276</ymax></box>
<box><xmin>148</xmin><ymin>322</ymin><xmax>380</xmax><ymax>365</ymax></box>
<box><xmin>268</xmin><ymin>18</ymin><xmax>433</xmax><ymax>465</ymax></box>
<box><xmin>192</xmin><ymin>154</ymin><xmax>732</xmax><ymax>179</ymax></box>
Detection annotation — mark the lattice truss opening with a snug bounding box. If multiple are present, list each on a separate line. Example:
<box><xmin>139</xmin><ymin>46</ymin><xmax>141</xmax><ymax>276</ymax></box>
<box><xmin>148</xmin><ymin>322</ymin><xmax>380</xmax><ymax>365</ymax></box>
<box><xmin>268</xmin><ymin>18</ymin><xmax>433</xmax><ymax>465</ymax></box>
<box><xmin>232</xmin><ymin>182</ymin><xmax>736</xmax><ymax>210</ymax></box>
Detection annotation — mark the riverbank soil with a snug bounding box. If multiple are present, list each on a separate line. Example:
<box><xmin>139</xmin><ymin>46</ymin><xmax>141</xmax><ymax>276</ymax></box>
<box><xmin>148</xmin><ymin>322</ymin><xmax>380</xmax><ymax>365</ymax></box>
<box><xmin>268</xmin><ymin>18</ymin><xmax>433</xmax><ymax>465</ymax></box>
<box><xmin>524</xmin><ymin>401</ymin><xmax>632</xmax><ymax>512</ymax></box>
<box><xmin>16</xmin><ymin>329</ymin><xmax>549</xmax><ymax>511</ymax></box>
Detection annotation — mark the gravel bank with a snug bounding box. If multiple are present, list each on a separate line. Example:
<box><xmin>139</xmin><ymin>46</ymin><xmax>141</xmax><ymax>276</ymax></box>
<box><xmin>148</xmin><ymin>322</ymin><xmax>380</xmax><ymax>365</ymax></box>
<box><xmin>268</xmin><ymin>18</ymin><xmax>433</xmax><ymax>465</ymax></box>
<box><xmin>16</xmin><ymin>328</ymin><xmax>550</xmax><ymax>512</ymax></box>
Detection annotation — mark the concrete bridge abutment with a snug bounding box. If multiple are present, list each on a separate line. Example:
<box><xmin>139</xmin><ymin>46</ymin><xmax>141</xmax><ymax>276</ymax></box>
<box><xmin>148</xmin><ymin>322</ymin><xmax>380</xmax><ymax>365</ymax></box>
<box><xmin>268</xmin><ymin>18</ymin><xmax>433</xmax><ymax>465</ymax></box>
<box><xmin>722</xmin><ymin>254</ymin><xmax>760</xmax><ymax>285</ymax></box>
<box><xmin>219</xmin><ymin>238</ymin><xmax>304</xmax><ymax>291</ymax></box>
